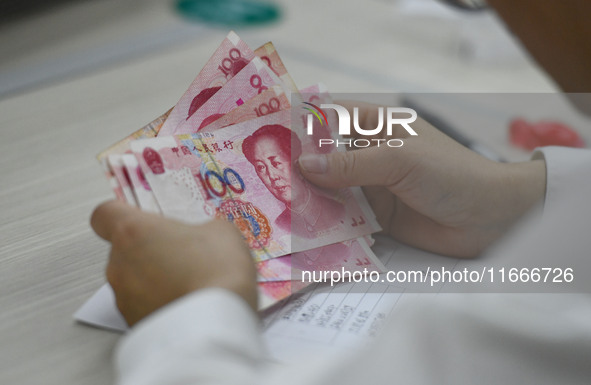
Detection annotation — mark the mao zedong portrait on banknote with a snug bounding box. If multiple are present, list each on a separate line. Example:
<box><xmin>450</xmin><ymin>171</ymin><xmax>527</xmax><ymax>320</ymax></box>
<box><xmin>242</xmin><ymin>124</ymin><xmax>346</xmax><ymax>240</ymax></box>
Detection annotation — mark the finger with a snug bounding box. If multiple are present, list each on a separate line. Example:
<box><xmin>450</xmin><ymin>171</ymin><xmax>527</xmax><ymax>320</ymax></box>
<box><xmin>90</xmin><ymin>200</ymin><xmax>142</xmax><ymax>242</ymax></box>
<box><xmin>299</xmin><ymin>145</ymin><xmax>398</xmax><ymax>189</ymax></box>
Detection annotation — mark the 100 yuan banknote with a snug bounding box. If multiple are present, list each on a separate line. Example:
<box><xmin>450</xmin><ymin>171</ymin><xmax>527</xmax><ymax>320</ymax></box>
<box><xmin>200</xmin><ymin>85</ymin><xmax>290</xmax><ymax>132</ymax></box>
<box><xmin>158</xmin><ymin>31</ymin><xmax>256</xmax><ymax>136</ymax></box>
<box><xmin>253</xmin><ymin>42</ymin><xmax>299</xmax><ymax>93</ymax></box>
<box><xmin>121</xmin><ymin>154</ymin><xmax>161</xmax><ymax>213</ymax></box>
<box><xmin>107</xmin><ymin>154</ymin><xmax>137</xmax><ymax>206</ymax></box>
<box><xmin>260</xmin><ymin>236</ymin><xmax>386</xmax><ymax>282</ymax></box>
<box><xmin>97</xmin><ymin>109</ymin><xmax>171</xmax><ymax>202</ymax></box>
<box><xmin>130</xmin><ymin>109</ymin><xmax>380</xmax><ymax>260</ymax></box>
<box><xmin>173</xmin><ymin>57</ymin><xmax>280</xmax><ymax>134</ymax></box>
<box><xmin>258</xmin><ymin>280</ymin><xmax>310</xmax><ymax>309</ymax></box>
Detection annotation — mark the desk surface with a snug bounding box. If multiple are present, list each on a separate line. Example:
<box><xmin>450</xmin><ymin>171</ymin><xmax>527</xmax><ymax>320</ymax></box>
<box><xmin>0</xmin><ymin>0</ymin><xmax>563</xmax><ymax>383</ymax></box>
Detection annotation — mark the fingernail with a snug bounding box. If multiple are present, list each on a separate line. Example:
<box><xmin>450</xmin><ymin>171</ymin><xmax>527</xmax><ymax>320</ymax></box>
<box><xmin>299</xmin><ymin>154</ymin><xmax>328</xmax><ymax>174</ymax></box>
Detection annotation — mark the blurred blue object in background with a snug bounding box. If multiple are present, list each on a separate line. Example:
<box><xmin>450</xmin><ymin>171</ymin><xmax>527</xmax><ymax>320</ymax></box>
<box><xmin>175</xmin><ymin>0</ymin><xmax>280</xmax><ymax>27</ymax></box>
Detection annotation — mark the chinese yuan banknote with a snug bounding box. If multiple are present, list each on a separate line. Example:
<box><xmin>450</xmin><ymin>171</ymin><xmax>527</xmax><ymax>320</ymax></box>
<box><xmin>121</xmin><ymin>154</ymin><xmax>161</xmax><ymax>214</ymax></box>
<box><xmin>158</xmin><ymin>31</ymin><xmax>256</xmax><ymax>136</ymax></box>
<box><xmin>97</xmin><ymin>109</ymin><xmax>171</xmax><ymax>201</ymax></box>
<box><xmin>256</xmin><ymin>255</ymin><xmax>293</xmax><ymax>282</ymax></box>
<box><xmin>130</xmin><ymin>136</ymin><xmax>213</xmax><ymax>226</ymax></box>
<box><xmin>200</xmin><ymin>85</ymin><xmax>290</xmax><ymax>132</ymax></box>
<box><xmin>291</xmin><ymin>237</ymin><xmax>385</xmax><ymax>273</ymax></box>
<box><xmin>101</xmin><ymin>158</ymin><xmax>127</xmax><ymax>203</ymax></box>
<box><xmin>130</xmin><ymin>132</ymin><xmax>292</xmax><ymax>260</ymax></box>
<box><xmin>258</xmin><ymin>280</ymin><xmax>310</xmax><ymax>310</ymax></box>
<box><xmin>107</xmin><ymin>154</ymin><xmax>137</xmax><ymax>206</ymax></box>
<box><xmin>131</xmin><ymin>109</ymin><xmax>380</xmax><ymax>260</ymax></box>
<box><xmin>259</xmin><ymin>237</ymin><xmax>385</xmax><ymax>282</ymax></box>
<box><xmin>173</xmin><ymin>57</ymin><xmax>280</xmax><ymax>135</ymax></box>
<box><xmin>254</xmin><ymin>42</ymin><xmax>299</xmax><ymax>93</ymax></box>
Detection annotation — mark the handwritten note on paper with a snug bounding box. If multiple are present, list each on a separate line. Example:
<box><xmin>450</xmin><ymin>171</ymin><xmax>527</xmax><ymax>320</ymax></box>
<box><xmin>262</xmin><ymin>281</ymin><xmax>403</xmax><ymax>362</ymax></box>
<box><xmin>261</xmin><ymin>236</ymin><xmax>460</xmax><ymax>362</ymax></box>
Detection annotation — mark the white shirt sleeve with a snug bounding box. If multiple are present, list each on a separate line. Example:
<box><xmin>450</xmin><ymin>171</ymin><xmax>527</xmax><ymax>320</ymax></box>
<box><xmin>115</xmin><ymin>147</ymin><xmax>591</xmax><ymax>385</ymax></box>
<box><xmin>115</xmin><ymin>289</ymin><xmax>269</xmax><ymax>385</ymax></box>
<box><xmin>115</xmin><ymin>292</ymin><xmax>591</xmax><ymax>385</ymax></box>
<box><xmin>533</xmin><ymin>146</ymin><xmax>591</xmax><ymax>210</ymax></box>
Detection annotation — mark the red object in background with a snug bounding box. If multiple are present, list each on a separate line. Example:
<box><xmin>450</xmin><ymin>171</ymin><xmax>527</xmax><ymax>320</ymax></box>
<box><xmin>509</xmin><ymin>118</ymin><xmax>585</xmax><ymax>151</ymax></box>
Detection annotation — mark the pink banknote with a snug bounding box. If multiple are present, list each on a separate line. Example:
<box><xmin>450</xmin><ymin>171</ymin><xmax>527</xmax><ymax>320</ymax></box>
<box><xmin>254</xmin><ymin>42</ymin><xmax>298</xmax><ymax>92</ymax></box>
<box><xmin>107</xmin><ymin>154</ymin><xmax>137</xmax><ymax>206</ymax></box>
<box><xmin>130</xmin><ymin>109</ymin><xmax>380</xmax><ymax>260</ymax></box>
<box><xmin>100</xmin><ymin>158</ymin><xmax>126</xmax><ymax>202</ymax></box>
<box><xmin>291</xmin><ymin>236</ymin><xmax>384</xmax><ymax>273</ymax></box>
<box><xmin>158</xmin><ymin>31</ymin><xmax>256</xmax><ymax>136</ymax></box>
<box><xmin>257</xmin><ymin>240</ymin><xmax>385</xmax><ymax>308</ymax></box>
<box><xmin>130</xmin><ymin>136</ymin><xmax>213</xmax><ymax>225</ymax></box>
<box><xmin>173</xmin><ymin>57</ymin><xmax>280</xmax><ymax>135</ymax></box>
<box><xmin>97</xmin><ymin>109</ymin><xmax>170</xmax><ymax>200</ymax></box>
<box><xmin>258</xmin><ymin>236</ymin><xmax>385</xmax><ymax>282</ymax></box>
<box><xmin>121</xmin><ymin>154</ymin><xmax>161</xmax><ymax>213</ymax></box>
<box><xmin>256</xmin><ymin>255</ymin><xmax>293</xmax><ymax>282</ymax></box>
<box><xmin>200</xmin><ymin>85</ymin><xmax>290</xmax><ymax>132</ymax></box>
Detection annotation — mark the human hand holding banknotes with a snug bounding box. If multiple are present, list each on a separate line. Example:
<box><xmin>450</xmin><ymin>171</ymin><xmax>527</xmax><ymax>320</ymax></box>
<box><xmin>91</xmin><ymin>204</ymin><xmax>257</xmax><ymax>326</ymax></box>
<box><xmin>93</xmin><ymin>32</ymin><xmax>546</xmax><ymax>325</ymax></box>
<box><xmin>300</xmin><ymin>101</ymin><xmax>547</xmax><ymax>259</ymax></box>
<box><xmin>94</xmin><ymin>32</ymin><xmax>384</xmax><ymax>322</ymax></box>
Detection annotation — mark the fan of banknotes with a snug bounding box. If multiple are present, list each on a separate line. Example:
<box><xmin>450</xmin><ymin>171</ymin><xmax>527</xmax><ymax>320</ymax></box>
<box><xmin>98</xmin><ymin>31</ymin><xmax>385</xmax><ymax>309</ymax></box>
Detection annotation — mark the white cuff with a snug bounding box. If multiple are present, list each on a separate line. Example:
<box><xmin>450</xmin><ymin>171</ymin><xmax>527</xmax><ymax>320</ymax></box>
<box><xmin>532</xmin><ymin>146</ymin><xmax>591</xmax><ymax>212</ymax></box>
<box><xmin>115</xmin><ymin>288</ymin><xmax>265</xmax><ymax>385</ymax></box>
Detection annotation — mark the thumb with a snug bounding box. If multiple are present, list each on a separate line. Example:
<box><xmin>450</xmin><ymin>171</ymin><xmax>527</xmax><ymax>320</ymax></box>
<box><xmin>299</xmin><ymin>146</ymin><xmax>395</xmax><ymax>189</ymax></box>
<box><xmin>90</xmin><ymin>200</ymin><xmax>151</xmax><ymax>242</ymax></box>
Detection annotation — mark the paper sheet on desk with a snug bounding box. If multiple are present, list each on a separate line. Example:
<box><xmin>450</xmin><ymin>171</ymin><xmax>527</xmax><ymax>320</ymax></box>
<box><xmin>260</xmin><ymin>237</ymin><xmax>460</xmax><ymax>362</ymax></box>
<box><xmin>74</xmin><ymin>285</ymin><xmax>128</xmax><ymax>332</ymax></box>
<box><xmin>74</xmin><ymin>236</ymin><xmax>459</xmax><ymax>361</ymax></box>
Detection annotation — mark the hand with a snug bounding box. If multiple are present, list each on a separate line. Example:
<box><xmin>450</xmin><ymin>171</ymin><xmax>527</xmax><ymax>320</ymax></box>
<box><xmin>90</xmin><ymin>200</ymin><xmax>257</xmax><ymax>326</ymax></box>
<box><xmin>299</xmin><ymin>101</ymin><xmax>546</xmax><ymax>258</ymax></box>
